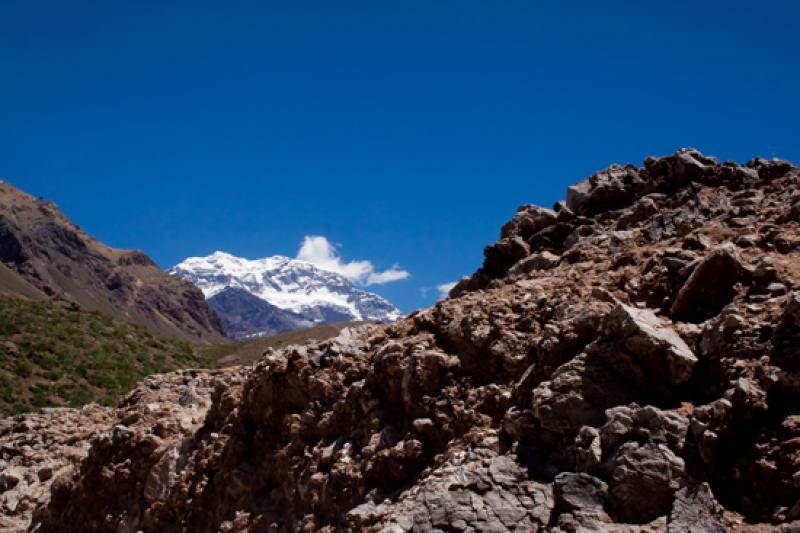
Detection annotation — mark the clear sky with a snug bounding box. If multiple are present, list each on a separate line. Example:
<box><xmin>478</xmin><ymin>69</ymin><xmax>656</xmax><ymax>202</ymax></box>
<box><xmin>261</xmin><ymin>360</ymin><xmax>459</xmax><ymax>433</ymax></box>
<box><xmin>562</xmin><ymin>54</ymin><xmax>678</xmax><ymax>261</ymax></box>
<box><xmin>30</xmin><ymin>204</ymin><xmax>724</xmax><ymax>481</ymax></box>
<box><xmin>1</xmin><ymin>1</ymin><xmax>798</xmax><ymax>312</ymax></box>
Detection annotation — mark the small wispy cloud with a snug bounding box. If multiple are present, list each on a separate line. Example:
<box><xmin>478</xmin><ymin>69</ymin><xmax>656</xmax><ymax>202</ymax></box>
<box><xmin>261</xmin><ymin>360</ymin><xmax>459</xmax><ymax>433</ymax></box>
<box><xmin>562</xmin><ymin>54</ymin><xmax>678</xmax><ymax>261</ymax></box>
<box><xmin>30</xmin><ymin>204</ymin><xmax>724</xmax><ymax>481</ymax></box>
<box><xmin>436</xmin><ymin>281</ymin><xmax>457</xmax><ymax>299</ymax></box>
<box><xmin>296</xmin><ymin>235</ymin><xmax>410</xmax><ymax>286</ymax></box>
<box><xmin>367</xmin><ymin>264</ymin><xmax>410</xmax><ymax>285</ymax></box>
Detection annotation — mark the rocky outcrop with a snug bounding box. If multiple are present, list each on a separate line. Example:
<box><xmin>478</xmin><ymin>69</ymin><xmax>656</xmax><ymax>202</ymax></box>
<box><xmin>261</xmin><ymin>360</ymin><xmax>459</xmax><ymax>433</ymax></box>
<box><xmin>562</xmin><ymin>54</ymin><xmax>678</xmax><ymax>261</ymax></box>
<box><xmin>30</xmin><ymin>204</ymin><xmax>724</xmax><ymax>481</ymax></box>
<box><xmin>0</xmin><ymin>181</ymin><xmax>226</xmax><ymax>343</ymax></box>
<box><xmin>4</xmin><ymin>148</ymin><xmax>800</xmax><ymax>531</ymax></box>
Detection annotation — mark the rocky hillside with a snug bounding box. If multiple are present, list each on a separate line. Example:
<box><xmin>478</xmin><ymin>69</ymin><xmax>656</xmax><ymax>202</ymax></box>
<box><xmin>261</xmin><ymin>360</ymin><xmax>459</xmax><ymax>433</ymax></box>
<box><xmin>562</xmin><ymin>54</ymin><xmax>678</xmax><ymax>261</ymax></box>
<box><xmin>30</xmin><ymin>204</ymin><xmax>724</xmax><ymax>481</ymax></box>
<box><xmin>0</xmin><ymin>181</ymin><xmax>226</xmax><ymax>343</ymax></box>
<box><xmin>4</xmin><ymin>149</ymin><xmax>800</xmax><ymax>531</ymax></box>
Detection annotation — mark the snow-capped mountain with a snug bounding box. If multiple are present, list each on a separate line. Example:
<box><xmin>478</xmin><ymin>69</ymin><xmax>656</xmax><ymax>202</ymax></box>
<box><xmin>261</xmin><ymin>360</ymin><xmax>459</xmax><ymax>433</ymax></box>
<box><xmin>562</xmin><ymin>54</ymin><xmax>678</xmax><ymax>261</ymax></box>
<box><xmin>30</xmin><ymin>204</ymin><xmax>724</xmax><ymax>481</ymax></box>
<box><xmin>169</xmin><ymin>251</ymin><xmax>403</xmax><ymax>340</ymax></box>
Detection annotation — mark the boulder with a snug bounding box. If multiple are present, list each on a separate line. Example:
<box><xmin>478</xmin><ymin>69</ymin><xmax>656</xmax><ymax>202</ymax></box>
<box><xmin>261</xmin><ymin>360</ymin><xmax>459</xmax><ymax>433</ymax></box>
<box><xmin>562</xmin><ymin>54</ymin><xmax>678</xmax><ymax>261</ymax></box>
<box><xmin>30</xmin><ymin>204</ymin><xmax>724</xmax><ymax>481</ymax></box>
<box><xmin>668</xmin><ymin>483</ymin><xmax>729</xmax><ymax>533</ymax></box>
<box><xmin>482</xmin><ymin>236</ymin><xmax>531</xmax><ymax>277</ymax></box>
<box><xmin>506</xmin><ymin>250</ymin><xmax>560</xmax><ymax>279</ymax></box>
<box><xmin>593</xmin><ymin>304</ymin><xmax>697</xmax><ymax>397</ymax></box>
<box><xmin>567</xmin><ymin>164</ymin><xmax>653</xmax><ymax>216</ymax></box>
<box><xmin>554</xmin><ymin>472</ymin><xmax>608</xmax><ymax>512</ymax></box>
<box><xmin>500</xmin><ymin>205</ymin><xmax>557</xmax><ymax>241</ymax></box>
<box><xmin>551</xmin><ymin>472</ymin><xmax>614</xmax><ymax>531</ymax></box>
<box><xmin>670</xmin><ymin>243</ymin><xmax>750</xmax><ymax>322</ymax></box>
<box><xmin>607</xmin><ymin>441</ymin><xmax>686</xmax><ymax>523</ymax></box>
<box><xmin>644</xmin><ymin>148</ymin><xmax>718</xmax><ymax>189</ymax></box>
<box><xmin>532</xmin><ymin>355</ymin><xmax>638</xmax><ymax>435</ymax></box>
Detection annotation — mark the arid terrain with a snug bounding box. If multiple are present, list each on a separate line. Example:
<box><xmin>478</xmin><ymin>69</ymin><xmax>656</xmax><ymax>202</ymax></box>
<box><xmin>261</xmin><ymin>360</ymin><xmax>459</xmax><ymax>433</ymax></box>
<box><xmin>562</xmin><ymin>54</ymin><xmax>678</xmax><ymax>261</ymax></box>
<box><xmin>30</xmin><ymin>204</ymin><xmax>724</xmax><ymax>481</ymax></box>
<box><xmin>3</xmin><ymin>148</ymin><xmax>800</xmax><ymax>532</ymax></box>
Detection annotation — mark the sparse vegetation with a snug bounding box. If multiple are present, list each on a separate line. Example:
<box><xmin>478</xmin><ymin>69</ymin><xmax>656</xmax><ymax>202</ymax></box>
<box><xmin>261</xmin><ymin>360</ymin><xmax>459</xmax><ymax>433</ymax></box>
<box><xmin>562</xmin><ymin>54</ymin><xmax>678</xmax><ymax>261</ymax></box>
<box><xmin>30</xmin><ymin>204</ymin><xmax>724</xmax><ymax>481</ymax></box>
<box><xmin>0</xmin><ymin>297</ymin><xmax>215</xmax><ymax>415</ymax></box>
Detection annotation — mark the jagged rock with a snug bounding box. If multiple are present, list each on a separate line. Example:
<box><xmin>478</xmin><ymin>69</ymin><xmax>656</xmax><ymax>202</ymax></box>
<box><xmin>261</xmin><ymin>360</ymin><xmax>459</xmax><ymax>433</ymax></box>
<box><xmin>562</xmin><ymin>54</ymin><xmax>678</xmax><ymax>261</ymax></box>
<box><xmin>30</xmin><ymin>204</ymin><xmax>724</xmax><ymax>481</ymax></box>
<box><xmin>591</xmin><ymin>304</ymin><xmax>697</xmax><ymax>398</ymax></box>
<box><xmin>607</xmin><ymin>441</ymin><xmax>686</xmax><ymax>523</ymax></box>
<box><xmin>616</xmin><ymin>196</ymin><xmax>660</xmax><ymax>230</ymax></box>
<box><xmin>670</xmin><ymin>243</ymin><xmax>751</xmax><ymax>322</ymax></box>
<box><xmin>690</xmin><ymin>399</ymin><xmax>732</xmax><ymax>467</ymax></box>
<box><xmin>482</xmin><ymin>236</ymin><xmax>531</xmax><ymax>277</ymax></box>
<box><xmin>551</xmin><ymin>472</ymin><xmax>613</xmax><ymax>531</ymax></box>
<box><xmin>554</xmin><ymin>472</ymin><xmax>607</xmax><ymax>512</ymax></box>
<box><xmin>569</xmin><ymin>405</ymin><xmax>691</xmax><ymax>524</ymax></box>
<box><xmin>644</xmin><ymin>147</ymin><xmax>719</xmax><ymax>188</ymax></box>
<box><xmin>0</xmin><ymin>405</ymin><xmax>114</xmax><ymax>532</ymax></box>
<box><xmin>597</xmin><ymin>404</ymin><xmax>690</xmax><ymax>456</ymax></box>
<box><xmin>507</xmin><ymin>250</ymin><xmax>561</xmax><ymax>279</ymax></box>
<box><xmin>533</xmin><ymin>355</ymin><xmax>638</xmax><ymax>434</ymax></box>
<box><xmin>500</xmin><ymin>204</ymin><xmax>558</xmax><ymax>240</ymax></box>
<box><xmin>566</xmin><ymin>163</ymin><xmax>652</xmax><ymax>216</ymax></box>
<box><xmin>668</xmin><ymin>483</ymin><xmax>729</xmax><ymax>532</ymax></box>
<box><xmin>747</xmin><ymin>156</ymin><xmax>795</xmax><ymax>181</ymax></box>
<box><xmin>367</xmin><ymin>450</ymin><xmax>554</xmax><ymax>532</ymax></box>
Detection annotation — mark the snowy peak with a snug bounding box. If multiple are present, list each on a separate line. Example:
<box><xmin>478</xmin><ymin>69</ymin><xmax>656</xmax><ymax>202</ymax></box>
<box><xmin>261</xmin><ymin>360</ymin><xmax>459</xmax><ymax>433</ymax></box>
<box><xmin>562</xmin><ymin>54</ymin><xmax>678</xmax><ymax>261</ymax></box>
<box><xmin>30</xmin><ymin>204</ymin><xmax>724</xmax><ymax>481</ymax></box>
<box><xmin>170</xmin><ymin>251</ymin><xmax>403</xmax><ymax>339</ymax></box>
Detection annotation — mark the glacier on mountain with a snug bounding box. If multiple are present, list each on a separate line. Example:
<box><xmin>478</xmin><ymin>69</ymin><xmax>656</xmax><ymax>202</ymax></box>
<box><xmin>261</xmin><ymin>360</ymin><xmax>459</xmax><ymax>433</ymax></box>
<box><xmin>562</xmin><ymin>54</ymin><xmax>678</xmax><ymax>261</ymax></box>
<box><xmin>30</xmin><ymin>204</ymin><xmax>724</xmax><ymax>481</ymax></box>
<box><xmin>169</xmin><ymin>251</ymin><xmax>403</xmax><ymax>339</ymax></box>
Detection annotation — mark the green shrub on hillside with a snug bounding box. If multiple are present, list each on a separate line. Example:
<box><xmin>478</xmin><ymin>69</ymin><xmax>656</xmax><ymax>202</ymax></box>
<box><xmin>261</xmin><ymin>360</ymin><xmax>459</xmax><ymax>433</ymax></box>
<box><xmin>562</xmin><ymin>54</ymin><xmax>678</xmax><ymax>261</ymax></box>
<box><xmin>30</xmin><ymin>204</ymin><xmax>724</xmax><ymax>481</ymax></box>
<box><xmin>0</xmin><ymin>297</ymin><xmax>216</xmax><ymax>416</ymax></box>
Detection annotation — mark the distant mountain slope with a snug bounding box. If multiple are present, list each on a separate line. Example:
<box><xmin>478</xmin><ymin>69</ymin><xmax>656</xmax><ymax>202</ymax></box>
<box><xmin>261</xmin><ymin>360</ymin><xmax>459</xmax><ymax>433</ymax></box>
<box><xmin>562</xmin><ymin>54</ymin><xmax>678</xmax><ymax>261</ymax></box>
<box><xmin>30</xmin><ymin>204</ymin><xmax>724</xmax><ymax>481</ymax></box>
<box><xmin>0</xmin><ymin>181</ymin><xmax>226</xmax><ymax>343</ymax></box>
<box><xmin>171</xmin><ymin>251</ymin><xmax>402</xmax><ymax>339</ymax></box>
<box><xmin>207</xmin><ymin>287</ymin><xmax>312</xmax><ymax>340</ymax></box>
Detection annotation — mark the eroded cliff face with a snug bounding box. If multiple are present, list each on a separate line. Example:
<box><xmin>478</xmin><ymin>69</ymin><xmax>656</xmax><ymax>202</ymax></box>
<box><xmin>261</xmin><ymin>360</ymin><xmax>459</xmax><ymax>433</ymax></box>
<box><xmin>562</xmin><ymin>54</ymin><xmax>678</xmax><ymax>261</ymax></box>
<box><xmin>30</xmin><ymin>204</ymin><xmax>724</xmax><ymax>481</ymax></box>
<box><xmin>5</xmin><ymin>149</ymin><xmax>800</xmax><ymax>532</ymax></box>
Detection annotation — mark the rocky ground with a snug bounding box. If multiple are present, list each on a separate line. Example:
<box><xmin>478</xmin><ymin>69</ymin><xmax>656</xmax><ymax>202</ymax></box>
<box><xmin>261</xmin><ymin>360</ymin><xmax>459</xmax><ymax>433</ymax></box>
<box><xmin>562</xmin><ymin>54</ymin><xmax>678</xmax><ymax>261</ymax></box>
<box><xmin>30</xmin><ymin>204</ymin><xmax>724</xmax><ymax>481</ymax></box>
<box><xmin>0</xmin><ymin>406</ymin><xmax>113</xmax><ymax>532</ymax></box>
<box><xmin>2</xmin><ymin>148</ymin><xmax>800</xmax><ymax>531</ymax></box>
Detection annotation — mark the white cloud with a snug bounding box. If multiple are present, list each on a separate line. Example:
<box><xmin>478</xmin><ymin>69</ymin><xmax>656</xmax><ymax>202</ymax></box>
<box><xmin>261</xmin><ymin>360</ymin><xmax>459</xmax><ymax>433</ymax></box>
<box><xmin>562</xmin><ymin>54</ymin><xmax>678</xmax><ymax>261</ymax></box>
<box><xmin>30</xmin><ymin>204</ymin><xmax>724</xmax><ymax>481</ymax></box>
<box><xmin>296</xmin><ymin>235</ymin><xmax>410</xmax><ymax>286</ymax></box>
<box><xmin>437</xmin><ymin>281</ymin><xmax>457</xmax><ymax>299</ymax></box>
<box><xmin>367</xmin><ymin>264</ymin><xmax>410</xmax><ymax>285</ymax></box>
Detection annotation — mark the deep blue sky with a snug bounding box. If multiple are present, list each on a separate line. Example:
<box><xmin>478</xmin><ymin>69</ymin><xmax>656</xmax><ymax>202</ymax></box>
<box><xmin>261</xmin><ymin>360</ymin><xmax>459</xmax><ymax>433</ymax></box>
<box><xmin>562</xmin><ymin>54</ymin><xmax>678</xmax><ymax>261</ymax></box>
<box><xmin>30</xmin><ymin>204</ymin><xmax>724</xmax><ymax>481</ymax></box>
<box><xmin>1</xmin><ymin>1</ymin><xmax>798</xmax><ymax>312</ymax></box>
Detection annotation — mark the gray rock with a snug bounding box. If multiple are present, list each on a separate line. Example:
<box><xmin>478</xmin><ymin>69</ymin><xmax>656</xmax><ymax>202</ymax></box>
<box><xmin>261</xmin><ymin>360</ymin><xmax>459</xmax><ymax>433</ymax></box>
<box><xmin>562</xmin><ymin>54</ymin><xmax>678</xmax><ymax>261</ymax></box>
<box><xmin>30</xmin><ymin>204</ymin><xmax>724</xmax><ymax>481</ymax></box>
<box><xmin>507</xmin><ymin>250</ymin><xmax>561</xmax><ymax>279</ymax></box>
<box><xmin>501</xmin><ymin>205</ymin><xmax>558</xmax><ymax>241</ymax></box>
<box><xmin>668</xmin><ymin>483</ymin><xmax>729</xmax><ymax>532</ymax></box>
<box><xmin>644</xmin><ymin>148</ymin><xmax>719</xmax><ymax>188</ymax></box>
<box><xmin>567</xmin><ymin>164</ymin><xmax>653</xmax><ymax>216</ymax></box>
<box><xmin>607</xmin><ymin>442</ymin><xmax>686</xmax><ymax>523</ymax></box>
<box><xmin>594</xmin><ymin>304</ymin><xmax>697</xmax><ymax>396</ymax></box>
<box><xmin>670</xmin><ymin>243</ymin><xmax>751</xmax><ymax>322</ymax></box>
<box><xmin>533</xmin><ymin>355</ymin><xmax>638</xmax><ymax>434</ymax></box>
<box><xmin>554</xmin><ymin>472</ymin><xmax>608</xmax><ymax>512</ymax></box>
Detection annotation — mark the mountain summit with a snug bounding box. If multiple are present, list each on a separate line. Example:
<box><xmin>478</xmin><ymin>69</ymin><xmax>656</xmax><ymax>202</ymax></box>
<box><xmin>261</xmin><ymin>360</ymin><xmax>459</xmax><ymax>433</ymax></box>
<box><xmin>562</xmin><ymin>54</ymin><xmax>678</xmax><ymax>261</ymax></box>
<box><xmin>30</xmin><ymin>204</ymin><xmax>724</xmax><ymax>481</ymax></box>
<box><xmin>170</xmin><ymin>251</ymin><xmax>402</xmax><ymax>339</ymax></box>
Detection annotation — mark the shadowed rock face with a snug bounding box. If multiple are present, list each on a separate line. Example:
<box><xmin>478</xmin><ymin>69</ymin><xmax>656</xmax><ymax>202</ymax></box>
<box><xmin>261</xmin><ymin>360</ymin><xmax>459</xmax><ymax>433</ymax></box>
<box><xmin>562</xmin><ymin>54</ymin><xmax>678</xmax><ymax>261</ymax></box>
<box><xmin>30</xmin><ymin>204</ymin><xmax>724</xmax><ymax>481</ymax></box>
<box><xmin>207</xmin><ymin>287</ymin><xmax>313</xmax><ymax>340</ymax></box>
<box><xmin>5</xmin><ymin>149</ymin><xmax>800</xmax><ymax>531</ymax></box>
<box><xmin>0</xmin><ymin>181</ymin><xmax>226</xmax><ymax>343</ymax></box>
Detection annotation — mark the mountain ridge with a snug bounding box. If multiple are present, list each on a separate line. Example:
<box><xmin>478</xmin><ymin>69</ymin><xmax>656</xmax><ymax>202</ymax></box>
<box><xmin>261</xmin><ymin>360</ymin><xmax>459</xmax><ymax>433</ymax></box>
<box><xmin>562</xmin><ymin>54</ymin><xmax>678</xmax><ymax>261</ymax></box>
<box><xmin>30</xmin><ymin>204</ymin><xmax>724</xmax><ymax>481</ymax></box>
<box><xmin>0</xmin><ymin>180</ymin><xmax>226</xmax><ymax>343</ymax></box>
<box><xmin>170</xmin><ymin>250</ymin><xmax>402</xmax><ymax>339</ymax></box>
